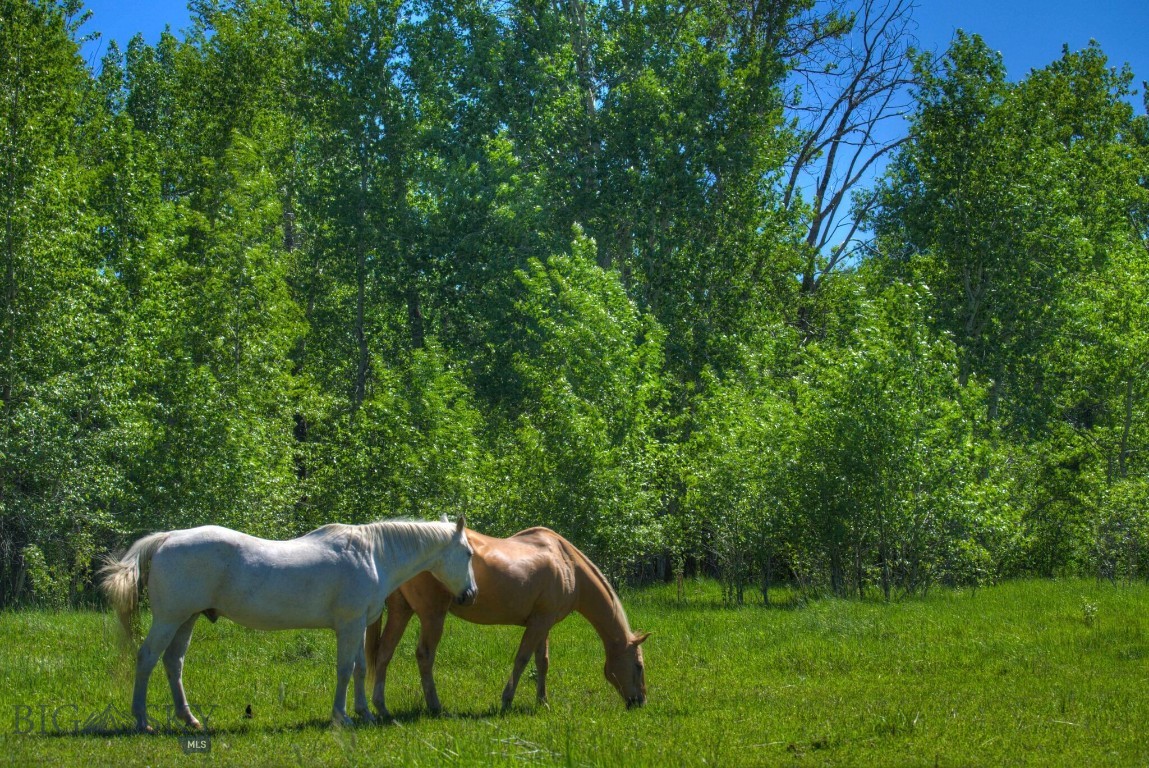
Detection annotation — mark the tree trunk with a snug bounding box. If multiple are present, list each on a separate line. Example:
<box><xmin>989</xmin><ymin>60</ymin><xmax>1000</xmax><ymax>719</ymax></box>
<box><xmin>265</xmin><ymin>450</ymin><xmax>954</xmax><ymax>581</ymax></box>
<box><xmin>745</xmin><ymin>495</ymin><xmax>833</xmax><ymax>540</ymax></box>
<box><xmin>353</xmin><ymin>237</ymin><xmax>368</xmax><ymax>412</ymax></box>
<box><xmin>407</xmin><ymin>288</ymin><xmax>425</xmax><ymax>350</ymax></box>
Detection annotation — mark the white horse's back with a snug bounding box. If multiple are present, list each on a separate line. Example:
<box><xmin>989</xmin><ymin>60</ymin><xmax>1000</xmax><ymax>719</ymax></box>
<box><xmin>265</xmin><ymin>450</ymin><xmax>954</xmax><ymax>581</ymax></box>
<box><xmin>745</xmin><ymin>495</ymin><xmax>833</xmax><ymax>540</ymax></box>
<box><xmin>147</xmin><ymin>525</ymin><xmax>381</xmax><ymax>631</ymax></box>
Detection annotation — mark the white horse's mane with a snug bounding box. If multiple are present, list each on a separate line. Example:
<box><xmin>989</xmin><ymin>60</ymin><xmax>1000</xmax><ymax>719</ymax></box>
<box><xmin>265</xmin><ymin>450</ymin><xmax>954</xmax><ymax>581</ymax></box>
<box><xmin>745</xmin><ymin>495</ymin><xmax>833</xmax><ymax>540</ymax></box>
<box><xmin>309</xmin><ymin>519</ymin><xmax>456</xmax><ymax>565</ymax></box>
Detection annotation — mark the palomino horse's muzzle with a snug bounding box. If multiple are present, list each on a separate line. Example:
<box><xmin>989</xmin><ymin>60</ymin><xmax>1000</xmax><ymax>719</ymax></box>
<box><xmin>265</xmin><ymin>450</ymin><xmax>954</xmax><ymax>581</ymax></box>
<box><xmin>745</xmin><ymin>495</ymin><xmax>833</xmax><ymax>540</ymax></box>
<box><xmin>456</xmin><ymin>586</ymin><xmax>477</xmax><ymax>606</ymax></box>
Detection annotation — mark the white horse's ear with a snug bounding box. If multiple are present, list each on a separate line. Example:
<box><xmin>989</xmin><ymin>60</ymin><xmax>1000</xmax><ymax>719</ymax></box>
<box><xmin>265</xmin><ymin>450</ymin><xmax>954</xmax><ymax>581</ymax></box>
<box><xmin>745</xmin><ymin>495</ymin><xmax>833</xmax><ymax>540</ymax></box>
<box><xmin>456</xmin><ymin>515</ymin><xmax>466</xmax><ymax>533</ymax></box>
<box><xmin>440</xmin><ymin>514</ymin><xmax>450</xmax><ymax>523</ymax></box>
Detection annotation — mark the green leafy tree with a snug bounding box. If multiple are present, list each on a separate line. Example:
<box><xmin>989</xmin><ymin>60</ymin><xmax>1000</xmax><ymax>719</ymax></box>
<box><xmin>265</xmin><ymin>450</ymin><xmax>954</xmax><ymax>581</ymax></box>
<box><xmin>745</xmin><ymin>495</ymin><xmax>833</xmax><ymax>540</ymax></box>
<box><xmin>683</xmin><ymin>357</ymin><xmax>797</xmax><ymax>604</ymax></box>
<box><xmin>791</xmin><ymin>280</ymin><xmax>1005</xmax><ymax>597</ymax></box>
<box><xmin>875</xmin><ymin>34</ymin><xmax>1142</xmax><ymax>431</ymax></box>
<box><xmin>488</xmin><ymin>230</ymin><xmax>668</xmax><ymax>572</ymax></box>
<box><xmin>873</xmin><ymin>34</ymin><xmax>1148</xmax><ymax>575</ymax></box>
<box><xmin>0</xmin><ymin>0</ymin><xmax>125</xmax><ymax>603</ymax></box>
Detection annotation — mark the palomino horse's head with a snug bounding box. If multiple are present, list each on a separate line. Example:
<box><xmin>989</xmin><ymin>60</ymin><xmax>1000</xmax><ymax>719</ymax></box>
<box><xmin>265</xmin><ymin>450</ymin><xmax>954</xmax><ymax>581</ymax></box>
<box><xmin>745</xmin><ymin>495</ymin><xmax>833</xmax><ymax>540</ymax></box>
<box><xmin>428</xmin><ymin>517</ymin><xmax>478</xmax><ymax>606</ymax></box>
<box><xmin>605</xmin><ymin>631</ymin><xmax>650</xmax><ymax>708</ymax></box>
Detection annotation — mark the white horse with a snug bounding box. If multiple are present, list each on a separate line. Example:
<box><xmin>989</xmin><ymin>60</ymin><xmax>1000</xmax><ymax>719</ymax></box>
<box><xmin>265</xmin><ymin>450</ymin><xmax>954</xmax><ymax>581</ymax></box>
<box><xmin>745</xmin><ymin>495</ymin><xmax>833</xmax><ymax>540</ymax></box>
<box><xmin>100</xmin><ymin>517</ymin><xmax>476</xmax><ymax>732</ymax></box>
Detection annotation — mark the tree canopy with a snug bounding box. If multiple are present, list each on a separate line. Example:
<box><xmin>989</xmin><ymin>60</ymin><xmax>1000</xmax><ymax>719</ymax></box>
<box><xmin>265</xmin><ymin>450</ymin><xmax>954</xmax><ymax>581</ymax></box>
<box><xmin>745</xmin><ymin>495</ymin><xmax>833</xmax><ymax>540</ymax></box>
<box><xmin>1</xmin><ymin>0</ymin><xmax>1146</xmax><ymax>606</ymax></box>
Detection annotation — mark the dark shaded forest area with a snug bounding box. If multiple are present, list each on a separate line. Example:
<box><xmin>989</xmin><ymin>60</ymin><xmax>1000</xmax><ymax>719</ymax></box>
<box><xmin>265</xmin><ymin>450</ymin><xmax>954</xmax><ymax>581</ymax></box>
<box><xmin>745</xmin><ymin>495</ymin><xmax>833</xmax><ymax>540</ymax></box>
<box><xmin>2</xmin><ymin>0</ymin><xmax>1147</xmax><ymax>607</ymax></box>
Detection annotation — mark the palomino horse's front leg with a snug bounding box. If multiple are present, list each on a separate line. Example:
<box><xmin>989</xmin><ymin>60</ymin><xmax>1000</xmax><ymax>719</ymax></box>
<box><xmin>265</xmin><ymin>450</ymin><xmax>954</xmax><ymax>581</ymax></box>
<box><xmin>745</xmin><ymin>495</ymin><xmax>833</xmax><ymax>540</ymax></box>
<box><xmin>332</xmin><ymin>621</ymin><xmax>374</xmax><ymax>725</ymax></box>
<box><xmin>414</xmin><ymin>609</ymin><xmax>447</xmax><ymax>714</ymax></box>
<box><xmin>501</xmin><ymin>616</ymin><xmax>554</xmax><ymax>711</ymax></box>
<box><xmin>371</xmin><ymin>597</ymin><xmax>414</xmax><ymax>719</ymax></box>
<box><xmin>162</xmin><ymin>615</ymin><xmax>203</xmax><ymax>729</ymax></box>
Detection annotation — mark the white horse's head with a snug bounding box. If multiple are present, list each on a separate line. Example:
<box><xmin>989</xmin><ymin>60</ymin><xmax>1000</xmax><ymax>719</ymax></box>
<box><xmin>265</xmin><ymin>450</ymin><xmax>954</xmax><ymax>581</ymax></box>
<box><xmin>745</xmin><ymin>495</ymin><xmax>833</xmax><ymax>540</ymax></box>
<box><xmin>428</xmin><ymin>517</ymin><xmax>477</xmax><ymax>606</ymax></box>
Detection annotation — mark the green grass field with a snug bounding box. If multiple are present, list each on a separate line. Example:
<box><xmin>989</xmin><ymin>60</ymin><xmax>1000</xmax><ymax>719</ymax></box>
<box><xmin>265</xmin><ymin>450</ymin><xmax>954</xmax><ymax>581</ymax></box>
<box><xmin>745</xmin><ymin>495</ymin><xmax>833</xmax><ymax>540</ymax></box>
<box><xmin>1</xmin><ymin>579</ymin><xmax>1147</xmax><ymax>766</ymax></box>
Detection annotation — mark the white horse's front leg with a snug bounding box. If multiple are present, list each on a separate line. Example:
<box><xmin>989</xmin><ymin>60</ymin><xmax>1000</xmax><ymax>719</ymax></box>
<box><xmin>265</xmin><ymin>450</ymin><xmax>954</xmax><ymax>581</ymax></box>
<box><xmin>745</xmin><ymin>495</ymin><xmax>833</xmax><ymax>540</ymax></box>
<box><xmin>352</xmin><ymin>636</ymin><xmax>375</xmax><ymax>723</ymax></box>
<box><xmin>332</xmin><ymin>622</ymin><xmax>367</xmax><ymax>726</ymax></box>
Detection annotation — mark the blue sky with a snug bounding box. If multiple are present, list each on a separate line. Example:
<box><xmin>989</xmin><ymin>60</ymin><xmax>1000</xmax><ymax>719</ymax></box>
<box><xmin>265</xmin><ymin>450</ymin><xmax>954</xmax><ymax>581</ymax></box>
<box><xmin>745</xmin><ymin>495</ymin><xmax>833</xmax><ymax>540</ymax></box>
<box><xmin>913</xmin><ymin>0</ymin><xmax>1147</xmax><ymax>88</ymax></box>
<box><xmin>79</xmin><ymin>0</ymin><xmax>1148</xmax><ymax>99</ymax></box>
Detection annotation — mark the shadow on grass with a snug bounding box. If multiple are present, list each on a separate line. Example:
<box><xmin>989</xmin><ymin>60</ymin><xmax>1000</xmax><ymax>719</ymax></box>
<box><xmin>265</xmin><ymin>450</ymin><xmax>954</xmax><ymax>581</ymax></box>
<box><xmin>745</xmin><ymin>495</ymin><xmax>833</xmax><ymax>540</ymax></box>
<box><xmin>31</xmin><ymin>702</ymin><xmax>547</xmax><ymax>739</ymax></box>
<box><xmin>383</xmin><ymin>704</ymin><xmax>509</xmax><ymax>724</ymax></box>
<box><xmin>628</xmin><ymin>594</ymin><xmax>812</xmax><ymax>612</ymax></box>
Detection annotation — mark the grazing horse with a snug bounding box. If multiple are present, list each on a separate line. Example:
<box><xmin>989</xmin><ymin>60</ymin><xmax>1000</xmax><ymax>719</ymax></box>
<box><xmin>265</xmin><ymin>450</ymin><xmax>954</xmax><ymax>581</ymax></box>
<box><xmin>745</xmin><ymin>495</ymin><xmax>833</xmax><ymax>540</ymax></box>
<box><xmin>366</xmin><ymin>527</ymin><xmax>649</xmax><ymax>717</ymax></box>
<box><xmin>100</xmin><ymin>518</ymin><xmax>476</xmax><ymax>731</ymax></box>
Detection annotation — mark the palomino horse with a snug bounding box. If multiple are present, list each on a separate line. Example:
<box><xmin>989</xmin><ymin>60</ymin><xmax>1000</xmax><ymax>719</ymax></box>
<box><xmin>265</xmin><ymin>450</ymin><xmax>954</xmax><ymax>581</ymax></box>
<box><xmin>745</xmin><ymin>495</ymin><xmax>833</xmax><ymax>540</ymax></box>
<box><xmin>100</xmin><ymin>518</ymin><xmax>476</xmax><ymax>731</ymax></box>
<box><xmin>366</xmin><ymin>527</ymin><xmax>649</xmax><ymax>716</ymax></box>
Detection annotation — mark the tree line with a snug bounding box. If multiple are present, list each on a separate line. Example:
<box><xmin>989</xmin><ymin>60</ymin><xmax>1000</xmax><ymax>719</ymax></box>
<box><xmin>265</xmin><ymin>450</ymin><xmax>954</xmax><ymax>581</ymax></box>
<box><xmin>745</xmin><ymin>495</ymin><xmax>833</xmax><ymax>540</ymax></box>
<box><xmin>1</xmin><ymin>0</ymin><xmax>1147</xmax><ymax>607</ymax></box>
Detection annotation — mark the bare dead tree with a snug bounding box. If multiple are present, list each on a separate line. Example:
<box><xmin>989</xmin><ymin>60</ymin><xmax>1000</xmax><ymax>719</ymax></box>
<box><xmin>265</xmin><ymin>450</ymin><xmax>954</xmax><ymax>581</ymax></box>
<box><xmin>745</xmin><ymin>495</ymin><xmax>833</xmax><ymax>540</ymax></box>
<box><xmin>783</xmin><ymin>0</ymin><xmax>923</xmax><ymax>313</ymax></box>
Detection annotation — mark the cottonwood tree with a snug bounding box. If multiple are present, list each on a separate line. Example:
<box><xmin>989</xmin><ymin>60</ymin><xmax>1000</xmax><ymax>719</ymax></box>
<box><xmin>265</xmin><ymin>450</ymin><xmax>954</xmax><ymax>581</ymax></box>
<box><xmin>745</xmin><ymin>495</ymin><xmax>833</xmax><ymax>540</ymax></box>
<box><xmin>874</xmin><ymin>35</ymin><xmax>1137</xmax><ymax>422</ymax></box>
<box><xmin>0</xmin><ymin>0</ymin><xmax>124</xmax><ymax>603</ymax></box>
<box><xmin>791</xmin><ymin>280</ymin><xmax>999</xmax><ymax>598</ymax></box>
<box><xmin>873</xmin><ymin>33</ymin><xmax>1147</xmax><ymax>574</ymax></box>
<box><xmin>783</xmin><ymin>0</ymin><xmax>920</xmax><ymax>336</ymax></box>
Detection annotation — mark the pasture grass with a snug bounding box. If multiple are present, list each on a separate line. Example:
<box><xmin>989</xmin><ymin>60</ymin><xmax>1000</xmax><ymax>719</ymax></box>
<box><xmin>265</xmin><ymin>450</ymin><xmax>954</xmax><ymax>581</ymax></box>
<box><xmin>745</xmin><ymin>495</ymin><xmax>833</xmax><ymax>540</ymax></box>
<box><xmin>1</xmin><ymin>578</ymin><xmax>1147</xmax><ymax>766</ymax></box>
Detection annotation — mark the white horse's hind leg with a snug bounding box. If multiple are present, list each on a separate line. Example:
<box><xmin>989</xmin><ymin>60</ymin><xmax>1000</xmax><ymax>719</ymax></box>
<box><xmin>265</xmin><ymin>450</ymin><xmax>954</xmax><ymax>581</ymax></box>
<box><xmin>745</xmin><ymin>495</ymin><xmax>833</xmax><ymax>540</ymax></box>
<box><xmin>162</xmin><ymin>615</ymin><xmax>201</xmax><ymax>729</ymax></box>
<box><xmin>133</xmin><ymin>620</ymin><xmax>183</xmax><ymax>732</ymax></box>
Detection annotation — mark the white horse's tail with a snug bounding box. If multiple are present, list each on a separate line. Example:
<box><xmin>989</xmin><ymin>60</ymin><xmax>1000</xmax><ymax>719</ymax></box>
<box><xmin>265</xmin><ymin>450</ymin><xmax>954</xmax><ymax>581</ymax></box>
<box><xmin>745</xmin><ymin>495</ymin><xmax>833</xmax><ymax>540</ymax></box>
<box><xmin>99</xmin><ymin>532</ymin><xmax>170</xmax><ymax>639</ymax></box>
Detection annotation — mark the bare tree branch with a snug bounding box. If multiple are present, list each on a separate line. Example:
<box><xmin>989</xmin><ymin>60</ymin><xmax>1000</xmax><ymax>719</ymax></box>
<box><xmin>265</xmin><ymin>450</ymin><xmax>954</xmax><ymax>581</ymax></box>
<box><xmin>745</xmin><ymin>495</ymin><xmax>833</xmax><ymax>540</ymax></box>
<box><xmin>782</xmin><ymin>0</ymin><xmax>923</xmax><ymax>315</ymax></box>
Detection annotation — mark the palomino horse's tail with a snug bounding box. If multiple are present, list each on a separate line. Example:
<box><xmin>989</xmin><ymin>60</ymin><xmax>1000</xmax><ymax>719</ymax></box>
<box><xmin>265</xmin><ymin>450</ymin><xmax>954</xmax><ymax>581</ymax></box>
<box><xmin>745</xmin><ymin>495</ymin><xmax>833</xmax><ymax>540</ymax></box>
<box><xmin>364</xmin><ymin>614</ymin><xmax>383</xmax><ymax>686</ymax></box>
<box><xmin>98</xmin><ymin>532</ymin><xmax>171</xmax><ymax>639</ymax></box>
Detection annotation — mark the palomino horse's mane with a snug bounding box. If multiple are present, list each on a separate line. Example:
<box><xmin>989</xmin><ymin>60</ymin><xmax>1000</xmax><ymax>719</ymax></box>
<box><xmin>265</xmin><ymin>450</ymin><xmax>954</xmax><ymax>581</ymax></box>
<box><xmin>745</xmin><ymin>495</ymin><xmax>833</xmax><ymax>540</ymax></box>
<box><xmin>561</xmin><ymin>535</ymin><xmax>634</xmax><ymax>636</ymax></box>
<box><xmin>309</xmin><ymin>519</ymin><xmax>457</xmax><ymax>567</ymax></box>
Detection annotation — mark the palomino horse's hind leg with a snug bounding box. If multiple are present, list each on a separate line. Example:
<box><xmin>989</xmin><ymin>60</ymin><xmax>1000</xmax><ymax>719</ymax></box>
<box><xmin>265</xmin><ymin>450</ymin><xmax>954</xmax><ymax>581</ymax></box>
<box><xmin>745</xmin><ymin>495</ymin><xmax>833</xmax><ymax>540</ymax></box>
<box><xmin>133</xmin><ymin>619</ymin><xmax>186</xmax><ymax>732</ymax></box>
<box><xmin>414</xmin><ymin>610</ymin><xmax>447</xmax><ymax>714</ymax></box>
<box><xmin>533</xmin><ymin>635</ymin><xmax>550</xmax><ymax>706</ymax></box>
<box><xmin>162</xmin><ymin>615</ymin><xmax>202</xmax><ymax>729</ymax></box>
<box><xmin>501</xmin><ymin>616</ymin><xmax>554</xmax><ymax>711</ymax></box>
